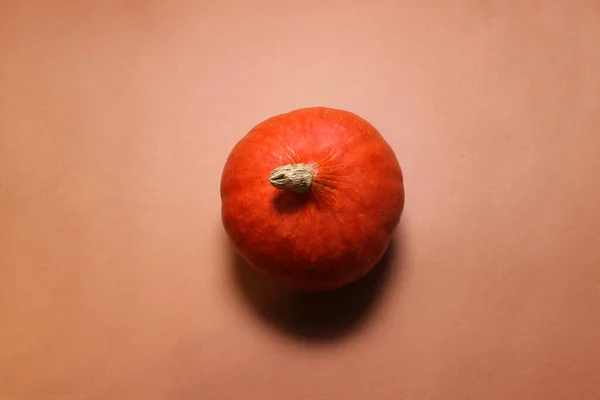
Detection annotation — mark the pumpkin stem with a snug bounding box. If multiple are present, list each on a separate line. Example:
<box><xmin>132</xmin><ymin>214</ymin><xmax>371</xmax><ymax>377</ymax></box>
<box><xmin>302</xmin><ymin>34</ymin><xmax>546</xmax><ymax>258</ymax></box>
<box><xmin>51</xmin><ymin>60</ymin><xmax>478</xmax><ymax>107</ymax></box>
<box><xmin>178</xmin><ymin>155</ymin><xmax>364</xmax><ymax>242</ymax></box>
<box><xmin>269</xmin><ymin>163</ymin><xmax>314</xmax><ymax>193</ymax></box>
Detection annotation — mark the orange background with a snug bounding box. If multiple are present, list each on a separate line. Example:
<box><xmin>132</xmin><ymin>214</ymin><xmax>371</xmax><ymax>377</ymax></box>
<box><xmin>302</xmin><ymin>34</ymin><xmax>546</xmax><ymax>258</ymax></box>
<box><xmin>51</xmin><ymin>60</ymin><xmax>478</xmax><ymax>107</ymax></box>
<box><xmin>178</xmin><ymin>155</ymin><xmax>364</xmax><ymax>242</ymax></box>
<box><xmin>1</xmin><ymin>1</ymin><xmax>600</xmax><ymax>399</ymax></box>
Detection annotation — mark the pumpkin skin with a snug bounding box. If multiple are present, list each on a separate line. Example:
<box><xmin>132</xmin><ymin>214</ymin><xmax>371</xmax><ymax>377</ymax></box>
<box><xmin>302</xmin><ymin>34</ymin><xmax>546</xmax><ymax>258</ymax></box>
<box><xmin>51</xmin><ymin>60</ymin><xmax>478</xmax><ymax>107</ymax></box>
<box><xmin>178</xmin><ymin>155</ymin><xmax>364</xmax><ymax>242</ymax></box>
<box><xmin>221</xmin><ymin>107</ymin><xmax>404</xmax><ymax>291</ymax></box>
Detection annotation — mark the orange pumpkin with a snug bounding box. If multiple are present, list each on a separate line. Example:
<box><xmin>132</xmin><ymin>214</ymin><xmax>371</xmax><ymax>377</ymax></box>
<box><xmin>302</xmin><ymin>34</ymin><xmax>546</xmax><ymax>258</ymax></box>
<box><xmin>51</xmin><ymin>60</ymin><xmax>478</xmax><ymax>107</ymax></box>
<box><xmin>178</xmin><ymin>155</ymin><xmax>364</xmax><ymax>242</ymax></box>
<box><xmin>221</xmin><ymin>107</ymin><xmax>404</xmax><ymax>291</ymax></box>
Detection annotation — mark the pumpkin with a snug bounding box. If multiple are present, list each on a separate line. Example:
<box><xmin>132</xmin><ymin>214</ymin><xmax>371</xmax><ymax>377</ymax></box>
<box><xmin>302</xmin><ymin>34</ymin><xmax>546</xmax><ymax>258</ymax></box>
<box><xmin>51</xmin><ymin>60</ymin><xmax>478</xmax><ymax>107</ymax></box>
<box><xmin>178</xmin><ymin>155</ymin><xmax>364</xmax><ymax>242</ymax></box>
<box><xmin>221</xmin><ymin>107</ymin><xmax>404</xmax><ymax>291</ymax></box>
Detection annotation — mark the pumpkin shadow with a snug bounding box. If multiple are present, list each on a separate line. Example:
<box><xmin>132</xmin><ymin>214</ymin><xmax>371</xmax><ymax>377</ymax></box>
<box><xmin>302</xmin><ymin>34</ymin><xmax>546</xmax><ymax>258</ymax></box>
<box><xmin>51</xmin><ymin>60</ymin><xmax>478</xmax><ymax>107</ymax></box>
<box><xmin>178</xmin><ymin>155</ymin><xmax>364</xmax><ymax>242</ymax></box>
<box><xmin>229</xmin><ymin>229</ymin><xmax>403</xmax><ymax>342</ymax></box>
<box><xmin>272</xmin><ymin>190</ymin><xmax>312</xmax><ymax>214</ymax></box>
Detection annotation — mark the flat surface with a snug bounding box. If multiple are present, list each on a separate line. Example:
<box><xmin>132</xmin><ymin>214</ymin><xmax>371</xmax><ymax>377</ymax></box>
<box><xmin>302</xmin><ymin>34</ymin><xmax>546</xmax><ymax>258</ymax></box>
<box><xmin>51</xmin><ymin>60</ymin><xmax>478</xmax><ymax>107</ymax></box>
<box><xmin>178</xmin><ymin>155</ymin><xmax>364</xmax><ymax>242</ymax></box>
<box><xmin>1</xmin><ymin>1</ymin><xmax>600</xmax><ymax>399</ymax></box>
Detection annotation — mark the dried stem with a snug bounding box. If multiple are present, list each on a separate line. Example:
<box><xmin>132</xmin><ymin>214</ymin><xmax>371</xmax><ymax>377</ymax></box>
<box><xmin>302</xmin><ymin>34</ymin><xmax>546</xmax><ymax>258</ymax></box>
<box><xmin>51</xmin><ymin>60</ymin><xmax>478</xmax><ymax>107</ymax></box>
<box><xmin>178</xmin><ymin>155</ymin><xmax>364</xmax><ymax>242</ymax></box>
<box><xmin>269</xmin><ymin>163</ymin><xmax>314</xmax><ymax>193</ymax></box>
